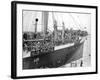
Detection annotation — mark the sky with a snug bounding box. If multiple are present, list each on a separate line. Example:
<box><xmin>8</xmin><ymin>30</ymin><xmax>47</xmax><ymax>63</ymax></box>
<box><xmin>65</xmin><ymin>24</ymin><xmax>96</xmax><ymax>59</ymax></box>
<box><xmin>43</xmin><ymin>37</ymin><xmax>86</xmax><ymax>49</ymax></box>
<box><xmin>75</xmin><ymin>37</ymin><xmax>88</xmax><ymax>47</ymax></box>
<box><xmin>23</xmin><ymin>10</ymin><xmax>91</xmax><ymax>34</ymax></box>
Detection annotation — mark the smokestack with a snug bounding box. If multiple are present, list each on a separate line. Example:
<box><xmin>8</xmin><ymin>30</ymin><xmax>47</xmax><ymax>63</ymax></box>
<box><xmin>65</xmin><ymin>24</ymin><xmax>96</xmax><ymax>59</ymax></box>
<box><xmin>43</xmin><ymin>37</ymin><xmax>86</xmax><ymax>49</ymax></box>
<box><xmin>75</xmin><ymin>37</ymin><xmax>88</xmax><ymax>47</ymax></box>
<box><xmin>42</xmin><ymin>11</ymin><xmax>48</xmax><ymax>38</ymax></box>
<box><xmin>35</xmin><ymin>18</ymin><xmax>38</xmax><ymax>33</ymax></box>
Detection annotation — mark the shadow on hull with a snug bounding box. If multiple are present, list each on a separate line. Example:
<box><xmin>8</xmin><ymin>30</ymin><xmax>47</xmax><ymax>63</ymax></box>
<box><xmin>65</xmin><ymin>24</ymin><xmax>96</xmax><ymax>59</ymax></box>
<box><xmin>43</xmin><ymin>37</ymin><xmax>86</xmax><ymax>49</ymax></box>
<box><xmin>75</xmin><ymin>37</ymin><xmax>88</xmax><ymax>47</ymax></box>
<box><xmin>23</xmin><ymin>42</ymin><xmax>84</xmax><ymax>69</ymax></box>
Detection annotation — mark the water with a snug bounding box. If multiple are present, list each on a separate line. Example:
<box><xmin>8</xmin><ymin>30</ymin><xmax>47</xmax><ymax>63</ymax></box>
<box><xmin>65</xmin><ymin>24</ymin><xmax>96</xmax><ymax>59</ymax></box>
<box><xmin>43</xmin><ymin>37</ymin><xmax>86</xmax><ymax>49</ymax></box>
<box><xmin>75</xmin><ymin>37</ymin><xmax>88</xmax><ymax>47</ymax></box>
<box><xmin>82</xmin><ymin>35</ymin><xmax>91</xmax><ymax>67</ymax></box>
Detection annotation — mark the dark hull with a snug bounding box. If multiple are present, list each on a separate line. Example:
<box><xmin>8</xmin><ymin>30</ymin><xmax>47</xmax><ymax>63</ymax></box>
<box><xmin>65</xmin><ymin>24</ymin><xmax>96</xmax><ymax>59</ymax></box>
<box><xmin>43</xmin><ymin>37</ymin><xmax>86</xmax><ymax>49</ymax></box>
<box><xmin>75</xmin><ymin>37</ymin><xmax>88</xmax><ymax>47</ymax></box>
<box><xmin>23</xmin><ymin>42</ymin><xmax>84</xmax><ymax>69</ymax></box>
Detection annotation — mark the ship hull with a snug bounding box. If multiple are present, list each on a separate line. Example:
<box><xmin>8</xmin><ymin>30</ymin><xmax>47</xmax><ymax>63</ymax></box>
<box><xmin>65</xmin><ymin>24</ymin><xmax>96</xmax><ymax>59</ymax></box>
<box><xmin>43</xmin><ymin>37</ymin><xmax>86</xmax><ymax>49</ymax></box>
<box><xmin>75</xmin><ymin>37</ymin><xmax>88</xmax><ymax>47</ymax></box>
<box><xmin>23</xmin><ymin>42</ymin><xmax>84</xmax><ymax>69</ymax></box>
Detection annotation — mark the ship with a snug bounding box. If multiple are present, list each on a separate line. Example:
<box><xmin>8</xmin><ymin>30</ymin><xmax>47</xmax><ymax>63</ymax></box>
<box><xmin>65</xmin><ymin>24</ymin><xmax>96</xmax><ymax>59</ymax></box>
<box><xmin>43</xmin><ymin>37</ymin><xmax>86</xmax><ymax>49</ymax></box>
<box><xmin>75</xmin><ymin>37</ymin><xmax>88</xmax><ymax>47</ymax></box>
<box><xmin>23</xmin><ymin>11</ymin><xmax>88</xmax><ymax>69</ymax></box>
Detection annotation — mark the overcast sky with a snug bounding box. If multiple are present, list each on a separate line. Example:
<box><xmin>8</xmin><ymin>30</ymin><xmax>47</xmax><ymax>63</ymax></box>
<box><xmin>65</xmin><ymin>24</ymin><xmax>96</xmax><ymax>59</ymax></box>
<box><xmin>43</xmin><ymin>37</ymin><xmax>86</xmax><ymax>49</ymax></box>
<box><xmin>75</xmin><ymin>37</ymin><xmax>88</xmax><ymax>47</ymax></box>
<box><xmin>23</xmin><ymin>11</ymin><xmax>91</xmax><ymax>34</ymax></box>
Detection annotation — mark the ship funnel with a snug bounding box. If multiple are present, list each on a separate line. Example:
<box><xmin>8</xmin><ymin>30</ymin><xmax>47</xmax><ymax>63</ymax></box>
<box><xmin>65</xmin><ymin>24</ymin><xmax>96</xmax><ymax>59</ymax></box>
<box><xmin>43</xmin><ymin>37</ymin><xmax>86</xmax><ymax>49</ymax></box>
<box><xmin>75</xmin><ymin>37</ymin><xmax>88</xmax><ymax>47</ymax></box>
<box><xmin>34</xmin><ymin>18</ymin><xmax>38</xmax><ymax>33</ymax></box>
<box><xmin>42</xmin><ymin>11</ymin><xmax>49</xmax><ymax>38</ymax></box>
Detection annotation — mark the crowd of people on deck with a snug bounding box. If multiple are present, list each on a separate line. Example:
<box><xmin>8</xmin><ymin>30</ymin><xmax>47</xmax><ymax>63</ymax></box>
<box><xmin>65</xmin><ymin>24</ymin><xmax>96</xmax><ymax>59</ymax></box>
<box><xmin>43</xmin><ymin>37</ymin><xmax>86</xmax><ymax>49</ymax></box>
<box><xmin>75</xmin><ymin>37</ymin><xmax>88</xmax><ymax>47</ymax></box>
<box><xmin>23</xmin><ymin>28</ymin><xmax>88</xmax><ymax>56</ymax></box>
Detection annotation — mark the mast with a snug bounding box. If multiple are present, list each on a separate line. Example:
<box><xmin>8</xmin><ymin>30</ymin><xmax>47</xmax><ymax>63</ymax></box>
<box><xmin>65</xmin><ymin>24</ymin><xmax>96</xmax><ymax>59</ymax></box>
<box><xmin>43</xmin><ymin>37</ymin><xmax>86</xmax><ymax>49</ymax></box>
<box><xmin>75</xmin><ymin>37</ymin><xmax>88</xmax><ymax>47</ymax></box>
<box><xmin>52</xmin><ymin>12</ymin><xmax>58</xmax><ymax>41</ymax></box>
<box><xmin>62</xmin><ymin>22</ymin><xmax>65</xmax><ymax>43</ymax></box>
<box><xmin>54</xmin><ymin>20</ymin><xmax>58</xmax><ymax>41</ymax></box>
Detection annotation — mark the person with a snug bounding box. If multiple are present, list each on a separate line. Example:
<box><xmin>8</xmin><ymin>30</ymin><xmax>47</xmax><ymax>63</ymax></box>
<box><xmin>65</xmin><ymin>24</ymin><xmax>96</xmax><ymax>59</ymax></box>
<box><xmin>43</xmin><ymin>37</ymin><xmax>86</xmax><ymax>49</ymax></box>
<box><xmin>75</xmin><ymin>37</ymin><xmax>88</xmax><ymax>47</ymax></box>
<box><xmin>23</xmin><ymin>33</ymin><xmax>27</xmax><ymax>40</ymax></box>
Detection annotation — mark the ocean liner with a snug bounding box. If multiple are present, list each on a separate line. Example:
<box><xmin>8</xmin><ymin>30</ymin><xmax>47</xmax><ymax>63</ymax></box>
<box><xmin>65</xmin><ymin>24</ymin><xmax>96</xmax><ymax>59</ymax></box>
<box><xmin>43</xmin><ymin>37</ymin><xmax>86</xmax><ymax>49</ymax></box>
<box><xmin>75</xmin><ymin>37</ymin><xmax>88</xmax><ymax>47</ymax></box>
<box><xmin>23</xmin><ymin>11</ymin><xmax>88</xmax><ymax>69</ymax></box>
